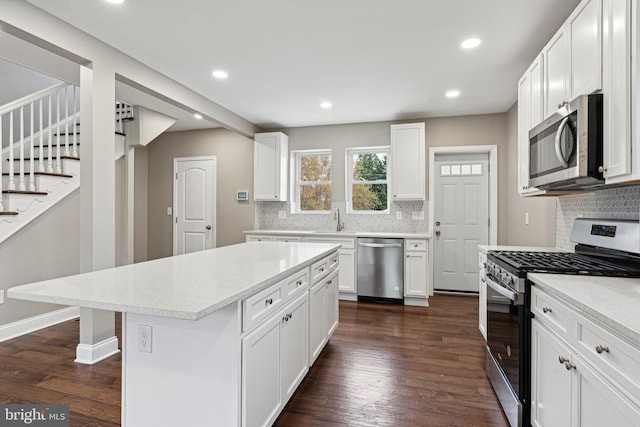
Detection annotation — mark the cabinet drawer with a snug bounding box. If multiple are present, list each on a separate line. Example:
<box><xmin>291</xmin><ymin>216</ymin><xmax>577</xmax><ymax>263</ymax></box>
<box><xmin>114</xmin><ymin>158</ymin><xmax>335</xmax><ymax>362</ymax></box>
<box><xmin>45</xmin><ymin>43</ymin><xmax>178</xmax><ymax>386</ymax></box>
<box><xmin>311</xmin><ymin>256</ymin><xmax>331</xmax><ymax>284</ymax></box>
<box><xmin>246</xmin><ymin>235</ymin><xmax>272</xmax><ymax>242</ymax></box>
<box><xmin>405</xmin><ymin>239</ymin><xmax>426</xmax><ymax>252</ymax></box>
<box><xmin>243</xmin><ymin>281</ymin><xmax>284</xmax><ymax>332</ymax></box>
<box><xmin>328</xmin><ymin>252</ymin><xmax>339</xmax><ymax>272</ymax></box>
<box><xmin>304</xmin><ymin>236</ymin><xmax>355</xmax><ymax>249</ymax></box>
<box><xmin>575</xmin><ymin>313</ymin><xmax>640</xmax><ymax>401</ymax></box>
<box><xmin>284</xmin><ymin>268</ymin><xmax>309</xmax><ymax>300</ymax></box>
<box><xmin>531</xmin><ymin>286</ymin><xmax>573</xmax><ymax>341</ymax></box>
<box><xmin>273</xmin><ymin>236</ymin><xmax>302</xmax><ymax>242</ymax></box>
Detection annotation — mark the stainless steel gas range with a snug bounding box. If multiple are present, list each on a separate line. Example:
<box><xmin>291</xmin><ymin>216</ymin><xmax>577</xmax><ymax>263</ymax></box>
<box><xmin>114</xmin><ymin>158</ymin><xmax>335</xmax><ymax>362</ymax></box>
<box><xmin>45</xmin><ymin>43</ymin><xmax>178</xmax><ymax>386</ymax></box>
<box><xmin>483</xmin><ymin>218</ymin><xmax>640</xmax><ymax>427</ymax></box>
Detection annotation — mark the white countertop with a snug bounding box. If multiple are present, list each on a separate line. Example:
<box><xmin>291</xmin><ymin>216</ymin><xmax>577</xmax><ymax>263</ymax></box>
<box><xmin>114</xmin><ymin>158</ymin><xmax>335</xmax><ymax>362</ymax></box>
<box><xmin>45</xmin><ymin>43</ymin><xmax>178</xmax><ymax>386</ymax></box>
<box><xmin>244</xmin><ymin>229</ymin><xmax>431</xmax><ymax>239</ymax></box>
<box><xmin>529</xmin><ymin>273</ymin><xmax>640</xmax><ymax>345</ymax></box>
<box><xmin>8</xmin><ymin>242</ymin><xmax>340</xmax><ymax>321</ymax></box>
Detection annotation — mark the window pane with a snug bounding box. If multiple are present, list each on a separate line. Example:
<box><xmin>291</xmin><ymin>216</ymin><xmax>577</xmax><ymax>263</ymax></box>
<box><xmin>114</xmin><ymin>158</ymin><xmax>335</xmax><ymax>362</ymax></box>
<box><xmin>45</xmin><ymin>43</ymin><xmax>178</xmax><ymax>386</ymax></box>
<box><xmin>300</xmin><ymin>184</ymin><xmax>332</xmax><ymax>211</ymax></box>
<box><xmin>352</xmin><ymin>183</ymin><xmax>388</xmax><ymax>211</ymax></box>
<box><xmin>300</xmin><ymin>154</ymin><xmax>331</xmax><ymax>181</ymax></box>
<box><xmin>353</xmin><ymin>153</ymin><xmax>387</xmax><ymax>181</ymax></box>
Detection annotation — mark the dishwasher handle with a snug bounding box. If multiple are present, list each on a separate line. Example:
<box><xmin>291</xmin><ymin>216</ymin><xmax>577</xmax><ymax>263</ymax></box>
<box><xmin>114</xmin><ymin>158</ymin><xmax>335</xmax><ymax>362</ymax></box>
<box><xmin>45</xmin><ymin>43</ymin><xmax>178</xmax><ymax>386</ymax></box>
<box><xmin>358</xmin><ymin>242</ymin><xmax>403</xmax><ymax>248</ymax></box>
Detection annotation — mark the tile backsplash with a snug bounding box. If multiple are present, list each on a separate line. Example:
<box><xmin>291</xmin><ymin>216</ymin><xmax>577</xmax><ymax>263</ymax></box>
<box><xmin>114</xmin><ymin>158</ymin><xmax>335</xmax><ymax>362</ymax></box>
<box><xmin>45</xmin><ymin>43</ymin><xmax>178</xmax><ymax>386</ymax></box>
<box><xmin>254</xmin><ymin>200</ymin><xmax>429</xmax><ymax>233</ymax></box>
<box><xmin>555</xmin><ymin>185</ymin><xmax>640</xmax><ymax>250</ymax></box>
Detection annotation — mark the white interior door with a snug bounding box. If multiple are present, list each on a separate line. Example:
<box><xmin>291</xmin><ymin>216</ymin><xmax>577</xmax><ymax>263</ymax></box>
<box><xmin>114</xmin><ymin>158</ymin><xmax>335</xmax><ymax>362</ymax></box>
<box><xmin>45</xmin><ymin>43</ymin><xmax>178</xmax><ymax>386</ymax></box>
<box><xmin>433</xmin><ymin>154</ymin><xmax>489</xmax><ymax>292</ymax></box>
<box><xmin>173</xmin><ymin>156</ymin><xmax>216</xmax><ymax>255</ymax></box>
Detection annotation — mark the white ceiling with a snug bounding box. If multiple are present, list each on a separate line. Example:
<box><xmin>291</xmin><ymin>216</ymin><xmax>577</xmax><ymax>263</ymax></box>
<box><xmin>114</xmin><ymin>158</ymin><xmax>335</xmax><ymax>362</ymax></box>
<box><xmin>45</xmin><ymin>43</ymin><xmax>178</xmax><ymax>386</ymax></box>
<box><xmin>25</xmin><ymin>0</ymin><xmax>580</xmax><ymax>130</ymax></box>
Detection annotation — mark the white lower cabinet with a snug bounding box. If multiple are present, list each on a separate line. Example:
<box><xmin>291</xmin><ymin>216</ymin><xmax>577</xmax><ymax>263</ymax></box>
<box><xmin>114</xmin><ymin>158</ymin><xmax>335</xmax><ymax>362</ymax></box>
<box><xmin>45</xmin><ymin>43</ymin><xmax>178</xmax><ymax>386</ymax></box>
<box><xmin>280</xmin><ymin>293</ymin><xmax>309</xmax><ymax>401</ymax></box>
<box><xmin>309</xmin><ymin>269</ymin><xmax>339</xmax><ymax>364</ymax></box>
<box><xmin>531</xmin><ymin>287</ymin><xmax>640</xmax><ymax>427</ymax></box>
<box><xmin>404</xmin><ymin>242</ymin><xmax>427</xmax><ymax>297</ymax></box>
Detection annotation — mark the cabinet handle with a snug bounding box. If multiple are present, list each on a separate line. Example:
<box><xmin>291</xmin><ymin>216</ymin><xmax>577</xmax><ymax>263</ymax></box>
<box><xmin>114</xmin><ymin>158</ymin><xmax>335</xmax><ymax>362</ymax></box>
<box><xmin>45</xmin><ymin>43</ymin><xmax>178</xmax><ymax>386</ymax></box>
<box><xmin>542</xmin><ymin>306</ymin><xmax>552</xmax><ymax>314</ymax></box>
<box><xmin>327</xmin><ymin>280</ymin><xmax>332</xmax><ymax>285</ymax></box>
<box><xmin>564</xmin><ymin>361</ymin><xmax>576</xmax><ymax>371</ymax></box>
<box><xmin>332</xmin><ymin>259</ymin><xmax>338</xmax><ymax>264</ymax></box>
<box><xmin>558</xmin><ymin>355</ymin><xmax>569</xmax><ymax>364</ymax></box>
<box><xmin>265</xmin><ymin>298</ymin><xmax>273</xmax><ymax>305</ymax></box>
<box><xmin>558</xmin><ymin>101</ymin><xmax>569</xmax><ymax>109</ymax></box>
<box><xmin>595</xmin><ymin>344</ymin><xmax>610</xmax><ymax>354</ymax></box>
<box><xmin>319</xmin><ymin>267</ymin><xmax>325</xmax><ymax>272</ymax></box>
<box><xmin>283</xmin><ymin>314</ymin><xmax>288</xmax><ymax>322</ymax></box>
<box><xmin>296</xmin><ymin>280</ymin><xmax>303</xmax><ymax>286</ymax></box>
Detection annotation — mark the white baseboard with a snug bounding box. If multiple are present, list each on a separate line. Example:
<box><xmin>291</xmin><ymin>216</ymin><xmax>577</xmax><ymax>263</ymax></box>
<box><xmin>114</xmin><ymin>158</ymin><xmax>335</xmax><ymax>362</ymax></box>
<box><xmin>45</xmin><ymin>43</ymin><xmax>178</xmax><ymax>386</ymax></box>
<box><xmin>338</xmin><ymin>292</ymin><xmax>357</xmax><ymax>301</ymax></box>
<box><xmin>0</xmin><ymin>306</ymin><xmax>80</xmax><ymax>342</ymax></box>
<box><xmin>404</xmin><ymin>296</ymin><xmax>429</xmax><ymax>307</ymax></box>
<box><xmin>75</xmin><ymin>336</ymin><xmax>120</xmax><ymax>365</ymax></box>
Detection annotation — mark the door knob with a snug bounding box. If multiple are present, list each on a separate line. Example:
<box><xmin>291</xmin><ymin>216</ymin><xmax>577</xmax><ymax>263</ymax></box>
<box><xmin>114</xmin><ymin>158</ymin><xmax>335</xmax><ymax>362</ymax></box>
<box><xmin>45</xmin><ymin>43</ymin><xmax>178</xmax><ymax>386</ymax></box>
<box><xmin>435</xmin><ymin>230</ymin><xmax>441</xmax><ymax>236</ymax></box>
<box><xmin>435</xmin><ymin>221</ymin><xmax>441</xmax><ymax>226</ymax></box>
<box><xmin>206</xmin><ymin>225</ymin><xmax>212</xmax><ymax>230</ymax></box>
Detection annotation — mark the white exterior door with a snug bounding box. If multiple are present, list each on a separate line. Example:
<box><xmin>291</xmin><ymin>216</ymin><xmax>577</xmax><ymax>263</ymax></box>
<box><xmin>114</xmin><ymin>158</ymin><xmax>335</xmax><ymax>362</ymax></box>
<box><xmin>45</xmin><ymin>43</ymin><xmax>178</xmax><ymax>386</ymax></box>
<box><xmin>433</xmin><ymin>154</ymin><xmax>489</xmax><ymax>292</ymax></box>
<box><xmin>173</xmin><ymin>156</ymin><xmax>216</xmax><ymax>255</ymax></box>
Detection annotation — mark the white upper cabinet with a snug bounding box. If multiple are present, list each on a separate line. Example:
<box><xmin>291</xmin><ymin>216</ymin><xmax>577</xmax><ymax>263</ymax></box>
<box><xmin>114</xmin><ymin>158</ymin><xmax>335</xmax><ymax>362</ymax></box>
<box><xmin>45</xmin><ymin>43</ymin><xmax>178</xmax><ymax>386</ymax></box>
<box><xmin>390</xmin><ymin>123</ymin><xmax>425</xmax><ymax>200</ymax></box>
<box><xmin>543</xmin><ymin>29</ymin><xmax>569</xmax><ymax>119</ymax></box>
<box><xmin>601</xmin><ymin>0</ymin><xmax>634</xmax><ymax>184</ymax></box>
<box><xmin>568</xmin><ymin>0</ymin><xmax>603</xmax><ymax>100</ymax></box>
<box><xmin>253</xmin><ymin>132</ymin><xmax>288</xmax><ymax>201</ymax></box>
<box><xmin>541</xmin><ymin>0</ymin><xmax>603</xmax><ymax>120</ymax></box>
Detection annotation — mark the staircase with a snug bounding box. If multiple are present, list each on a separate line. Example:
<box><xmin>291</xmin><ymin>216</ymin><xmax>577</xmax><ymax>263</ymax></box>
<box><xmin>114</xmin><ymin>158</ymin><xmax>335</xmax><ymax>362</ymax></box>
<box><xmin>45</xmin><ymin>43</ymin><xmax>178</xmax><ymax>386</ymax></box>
<box><xmin>0</xmin><ymin>83</ymin><xmax>133</xmax><ymax>243</ymax></box>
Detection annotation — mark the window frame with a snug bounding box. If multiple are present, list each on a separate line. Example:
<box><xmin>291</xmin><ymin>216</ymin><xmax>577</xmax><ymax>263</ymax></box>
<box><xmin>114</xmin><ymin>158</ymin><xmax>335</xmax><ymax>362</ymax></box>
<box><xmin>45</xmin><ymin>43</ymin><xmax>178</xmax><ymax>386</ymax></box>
<box><xmin>345</xmin><ymin>146</ymin><xmax>391</xmax><ymax>214</ymax></box>
<box><xmin>290</xmin><ymin>149</ymin><xmax>333</xmax><ymax>214</ymax></box>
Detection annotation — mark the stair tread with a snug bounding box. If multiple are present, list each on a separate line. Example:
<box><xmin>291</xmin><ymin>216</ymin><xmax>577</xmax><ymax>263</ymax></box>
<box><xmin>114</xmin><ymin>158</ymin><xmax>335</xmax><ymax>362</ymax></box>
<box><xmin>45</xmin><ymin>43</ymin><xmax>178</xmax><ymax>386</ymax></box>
<box><xmin>2</xmin><ymin>172</ymin><xmax>73</xmax><ymax>178</ymax></box>
<box><xmin>0</xmin><ymin>211</ymin><xmax>19</xmax><ymax>216</ymax></box>
<box><xmin>2</xmin><ymin>190</ymin><xmax>48</xmax><ymax>195</ymax></box>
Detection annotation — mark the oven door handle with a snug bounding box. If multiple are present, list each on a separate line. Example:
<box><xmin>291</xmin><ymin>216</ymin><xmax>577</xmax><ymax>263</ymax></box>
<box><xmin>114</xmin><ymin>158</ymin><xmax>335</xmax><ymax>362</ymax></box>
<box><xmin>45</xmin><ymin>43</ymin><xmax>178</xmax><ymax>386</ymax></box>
<box><xmin>482</xmin><ymin>271</ymin><xmax>523</xmax><ymax>305</ymax></box>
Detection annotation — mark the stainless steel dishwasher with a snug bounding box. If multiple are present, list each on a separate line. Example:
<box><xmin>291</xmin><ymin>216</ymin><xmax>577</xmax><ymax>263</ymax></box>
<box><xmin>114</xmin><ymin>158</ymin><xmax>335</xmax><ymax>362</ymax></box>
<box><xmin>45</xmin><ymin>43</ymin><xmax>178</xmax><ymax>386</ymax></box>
<box><xmin>357</xmin><ymin>237</ymin><xmax>404</xmax><ymax>303</ymax></box>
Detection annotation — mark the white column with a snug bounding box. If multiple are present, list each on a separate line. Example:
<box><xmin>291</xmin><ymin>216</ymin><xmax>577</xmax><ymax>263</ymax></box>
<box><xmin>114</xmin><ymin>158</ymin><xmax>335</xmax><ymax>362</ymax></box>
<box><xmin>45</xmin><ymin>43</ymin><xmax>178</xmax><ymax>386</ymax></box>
<box><xmin>76</xmin><ymin>63</ymin><xmax>119</xmax><ymax>365</ymax></box>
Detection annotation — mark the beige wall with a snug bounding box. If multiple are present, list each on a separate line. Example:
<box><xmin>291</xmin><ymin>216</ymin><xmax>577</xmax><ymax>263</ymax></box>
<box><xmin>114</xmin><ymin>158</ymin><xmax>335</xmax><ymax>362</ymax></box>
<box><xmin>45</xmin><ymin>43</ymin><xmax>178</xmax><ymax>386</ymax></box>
<box><xmin>503</xmin><ymin>103</ymin><xmax>557</xmax><ymax>246</ymax></box>
<box><xmin>0</xmin><ymin>191</ymin><xmax>80</xmax><ymax>325</ymax></box>
<box><xmin>147</xmin><ymin>128</ymin><xmax>255</xmax><ymax>260</ymax></box>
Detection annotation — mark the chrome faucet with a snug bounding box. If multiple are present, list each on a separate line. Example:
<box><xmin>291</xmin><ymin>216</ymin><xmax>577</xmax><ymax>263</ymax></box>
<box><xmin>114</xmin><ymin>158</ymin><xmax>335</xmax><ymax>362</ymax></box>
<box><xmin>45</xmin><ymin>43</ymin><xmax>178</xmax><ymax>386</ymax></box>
<box><xmin>334</xmin><ymin>208</ymin><xmax>345</xmax><ymax>232</ymax></box>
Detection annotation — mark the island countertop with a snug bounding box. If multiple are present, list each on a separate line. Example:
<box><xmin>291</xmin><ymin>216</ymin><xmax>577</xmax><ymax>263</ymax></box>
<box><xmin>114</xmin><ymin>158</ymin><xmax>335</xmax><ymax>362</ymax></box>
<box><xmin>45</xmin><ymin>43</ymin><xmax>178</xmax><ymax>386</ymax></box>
<box><xmin>8</xmin><ymin>241</ymin><xmax>340</xmax><ymax>321</ymax></box>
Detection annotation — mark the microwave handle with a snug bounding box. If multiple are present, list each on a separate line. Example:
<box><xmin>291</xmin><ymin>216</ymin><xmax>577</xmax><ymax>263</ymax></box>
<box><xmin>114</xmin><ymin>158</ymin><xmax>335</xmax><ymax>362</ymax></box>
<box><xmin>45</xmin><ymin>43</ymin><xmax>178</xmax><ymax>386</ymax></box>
<box><xmin>554</xmin><ymin>116</ymin><xmax>571</xmax><ymax>168</ymax></box>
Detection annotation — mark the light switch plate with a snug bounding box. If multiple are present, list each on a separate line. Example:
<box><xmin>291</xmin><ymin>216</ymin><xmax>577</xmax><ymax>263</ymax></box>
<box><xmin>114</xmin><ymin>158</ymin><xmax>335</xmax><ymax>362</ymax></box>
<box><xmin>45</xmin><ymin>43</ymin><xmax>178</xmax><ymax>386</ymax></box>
<box><xmin>412</xmin><ymin>211</ymin><xmax>425</xmax><ymax>220</ymax></box>
<box><xmin>0</xmin><ymin>289</ymin><xmax>4</xmax><ymax>305</ymax></box>
<box><xmin>396</xmin><ymin>211</ymin><xmax>402</xmax><ymax>220</ymax></box>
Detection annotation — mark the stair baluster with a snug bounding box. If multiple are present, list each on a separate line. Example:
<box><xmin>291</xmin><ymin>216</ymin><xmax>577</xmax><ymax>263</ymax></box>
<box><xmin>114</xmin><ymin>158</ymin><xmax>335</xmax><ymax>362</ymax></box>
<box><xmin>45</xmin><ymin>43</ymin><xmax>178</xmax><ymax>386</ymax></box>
<box><xmin>47</xmin><ymin>94</ymin><xmax>53</xmax><ymax>173</ymax></box>
<box><xmin>55</xmin><ymin>89</ymin><xmax>61</xmax><ymax>174</ymax></box>
<box><xmin>72</xmin><ymin>86</ymin><xmax>78</xmax><ymax>158</ymax></box>
<box><xmin>19</xmin><ymin>106</ymin><xmax>25</xmax><ymax>191</ymax></box>
<box><xmin>39</xmin><ymin>98</ymin><xmax>44</xmax><ymax>173</ymax></box>
<box><xmin>8</xmin><ymin>110</ymin><xmax>15</xmax><ymax>191</ymax></box>
<box><xmin>64</xmin><ymin>86</ymin><xmax>70</xmax><ymax>157</ymax></box>
<box><xmin>29</xmin><ymin>102</ymin><xmax>35</xmax><ymax>191</ymax></box>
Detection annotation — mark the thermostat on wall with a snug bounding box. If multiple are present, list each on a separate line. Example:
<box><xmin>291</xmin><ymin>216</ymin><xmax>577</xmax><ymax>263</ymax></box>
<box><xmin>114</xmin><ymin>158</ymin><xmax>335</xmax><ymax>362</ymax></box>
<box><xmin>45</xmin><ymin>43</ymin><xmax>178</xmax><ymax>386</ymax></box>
<box><xmin>237</xmin><ymin>191</ymin><xmax>249</xmax><ymax>201</ymax></box>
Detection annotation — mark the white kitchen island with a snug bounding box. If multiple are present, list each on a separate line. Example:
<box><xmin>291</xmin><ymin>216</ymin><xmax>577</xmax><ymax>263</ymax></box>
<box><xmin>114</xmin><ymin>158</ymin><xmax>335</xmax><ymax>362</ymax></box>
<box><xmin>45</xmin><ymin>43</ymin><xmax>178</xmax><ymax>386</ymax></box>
<box><xmin>8</xmin><ymin>241</ymin><xmax>341</xmax><ymax>427</ymax></box>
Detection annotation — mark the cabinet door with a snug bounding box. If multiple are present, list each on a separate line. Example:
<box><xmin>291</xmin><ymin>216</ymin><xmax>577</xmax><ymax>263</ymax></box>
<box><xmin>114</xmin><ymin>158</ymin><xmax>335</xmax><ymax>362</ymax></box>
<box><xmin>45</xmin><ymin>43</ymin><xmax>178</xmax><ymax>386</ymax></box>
<box><xmin>568</xmin><ymin>0</ymin><xmax>602</xmax><ymax>100</ymax></box>
<box><xmin>338</xmin><ymin>249</ymin><xmax>356</xmax><ymax>293</ymax></box>
<box><xmin>242</xmin><ymin>315</ymin><xmax>282</xmax><ymax>427</ymax></box>
<box><xmin>602</xmin><ymin>0</ymin><xmax>633</xmax><ymax>183</ymax></box>
<box><xmin>530</xmin><ymin>56</ymin><xmax>544</xmax><ymax>127</ymax></box>
<box><xmin>531</xmin><ymin>321</ymin><xmax>573</xmax><ymax>427</ymax></box>
<box><xmin>574</xmin><ymin>354</ymin><xmax>640</xmax><ymax>427</ymax></box>
<box><xmin>280</xmin><ymin>293</ymin><xmax>309</xmax><ymax>402</ymax></box>
<box><xmin>309</xmin><ymin>281</ymin><xmax>326</xmax><ymax>364</ymax></box>
<box><xmin>404</xmin><ymin>250</ymin><xmax>427</xmax><ymax>297</ymax></box>
<box><xmin>254</xmin><ymin>132</ymin><xmax>288</xmax><ymax>201</ymax></box>
<box><xmin>390</xmin><ymin>123</ymin><xmax>425</xmax><ymax>200</ymax></box>
<box><xmin>325</xmin><ymin>271</ymin><xmax>339</xmax><ymax>338</ymax></box>
<box><xmin>543</xmin><ymin>29</ymin><xmax>568</xmax><ymax>118</ymax></box>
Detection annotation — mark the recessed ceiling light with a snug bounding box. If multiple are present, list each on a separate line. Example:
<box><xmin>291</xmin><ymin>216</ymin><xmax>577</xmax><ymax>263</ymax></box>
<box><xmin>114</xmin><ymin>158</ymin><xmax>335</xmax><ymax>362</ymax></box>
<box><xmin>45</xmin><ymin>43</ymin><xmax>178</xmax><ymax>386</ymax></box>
<box><xmin>104</xmin><ymin>0</ymin><xmax>125</xmax><ymax>4</ymax></box>
<box><xmin>446</xmin><ymin>90</ymin><xmax>460</xmax><ymax>98</ymax></box>
<box><xmin>212</xmin><ymin>70</ymin><xmax>228</xmax><ymax>79</ymax></box>
<box><xmin>194</xmin><ymin>114</ymin><xmax>203</xmax><ymax>120</ymax></box>
<box><xmin>320</xmin><ymin>102</ymin><xmax>332</xmax><ymax>109</ymax></box>
<box><xmin>461</xmin><ymin>38</ymin><xmax>482</xmax><ymax>49</ymax></box>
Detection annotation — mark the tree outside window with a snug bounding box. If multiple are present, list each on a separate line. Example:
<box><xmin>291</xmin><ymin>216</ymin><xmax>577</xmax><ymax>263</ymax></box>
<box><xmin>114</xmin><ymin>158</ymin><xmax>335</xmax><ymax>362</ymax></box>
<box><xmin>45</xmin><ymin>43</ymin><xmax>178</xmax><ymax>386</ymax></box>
<box><xmin>293</xmin><ymin>150</ymin><xmax>332</xmax><ymax>212</ymax></box>
<box><xmin>348</xmin><ymin>148</ymin><xmax>389</xmax><ymax>212</ymax></box>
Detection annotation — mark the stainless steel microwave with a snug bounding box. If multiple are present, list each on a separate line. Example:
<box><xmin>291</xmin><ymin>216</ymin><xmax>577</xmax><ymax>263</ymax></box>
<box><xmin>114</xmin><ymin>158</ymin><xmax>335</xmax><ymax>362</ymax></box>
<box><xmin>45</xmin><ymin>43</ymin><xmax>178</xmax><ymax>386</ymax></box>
<box><xmin>528</xmin><ymin>94</ymin><xmax>603</xmax><ymax>190</ymax></box>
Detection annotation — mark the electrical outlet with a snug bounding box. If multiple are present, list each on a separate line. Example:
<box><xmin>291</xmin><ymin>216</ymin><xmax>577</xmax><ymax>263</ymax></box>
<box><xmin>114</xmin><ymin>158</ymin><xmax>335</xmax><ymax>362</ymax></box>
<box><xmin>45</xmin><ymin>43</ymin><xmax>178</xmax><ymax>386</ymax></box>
<box><xmin>0</xmin><ymin>289</ymin><xmax>4</xmax><ymax>305</ymax></box>
<box><xmin>396</xmin><ymin>211</ymin><xmax>402</xmax><ymax>220</ymax></box>
<box><xmin>525</xmin><ymin>212</ymin><xmax>530</xmax><ymax>225</ymax></box>
<box><xmin>278</xmin><ymin>211</ymin><xmax>286</xmax><ymax>219</ymax></box>
<box><xmin>166</xmin><ymin>207</ymin><xmax>172</xmax><ymax>216</ymax></box>
<box><xmin>138</xmin><ymin>324</ymin><xmax>152</xmax><ymax>353</ymax></box>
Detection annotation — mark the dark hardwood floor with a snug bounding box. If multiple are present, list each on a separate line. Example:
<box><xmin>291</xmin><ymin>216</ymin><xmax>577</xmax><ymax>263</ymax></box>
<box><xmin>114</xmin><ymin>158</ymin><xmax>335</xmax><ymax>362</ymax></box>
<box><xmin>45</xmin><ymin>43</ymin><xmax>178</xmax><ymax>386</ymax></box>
<box><xmin>0</xmin><ymin>294</ymin><xmax>507</xmax><ymax>426</ymax></box>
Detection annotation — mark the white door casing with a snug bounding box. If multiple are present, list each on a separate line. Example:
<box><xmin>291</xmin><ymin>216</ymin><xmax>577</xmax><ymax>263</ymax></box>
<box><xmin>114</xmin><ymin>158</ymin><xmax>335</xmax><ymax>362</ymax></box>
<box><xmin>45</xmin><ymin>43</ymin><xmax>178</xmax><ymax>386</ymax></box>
<box><xmin>173</xmin><ymin>156</ymin><xmax>216</xmax><ymax>255</ymax></box>
<box><xmin>432</xmin><ymin>151</ymin><xmax>491</xmax><ymax>293</ymax></box>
